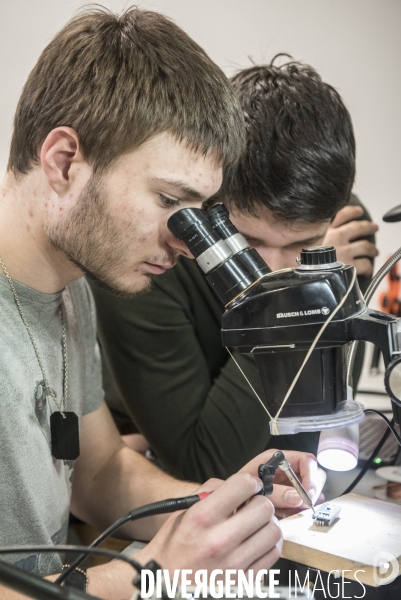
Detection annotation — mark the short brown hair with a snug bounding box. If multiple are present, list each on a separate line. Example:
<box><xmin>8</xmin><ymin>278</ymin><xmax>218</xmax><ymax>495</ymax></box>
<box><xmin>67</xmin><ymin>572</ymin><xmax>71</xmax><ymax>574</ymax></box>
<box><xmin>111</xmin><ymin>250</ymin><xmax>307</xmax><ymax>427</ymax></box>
<box><xmin>8</xmin><ymin>6</ymin><xmax>245</xmax><ymax>175</ymax></box>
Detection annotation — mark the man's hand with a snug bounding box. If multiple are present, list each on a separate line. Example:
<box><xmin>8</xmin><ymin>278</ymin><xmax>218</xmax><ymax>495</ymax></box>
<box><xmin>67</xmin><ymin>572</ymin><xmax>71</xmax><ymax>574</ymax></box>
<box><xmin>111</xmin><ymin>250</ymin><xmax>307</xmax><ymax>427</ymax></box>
<box><xmin>136</xmin><ymin>472</ymin><xmax>282</xmax><ymax>574</ymax></box>
<box><xmin>239</xmin><ymin>449</ymin><xmax>326</xmax><ymax>519</ymax></box>
<box><xmin>134</xmin><ymin>448</ymin><xmax>324</xmax><ymax>576</ymax></box>
<box><xmin>82</xmin><ymin>447</ymin><xmax>324</xmax><ymax>598</ymax></box>
<box><xmin>323</xmin><ymin>205</ymin><xmax>378</xmax><ymax>276</ymax></box>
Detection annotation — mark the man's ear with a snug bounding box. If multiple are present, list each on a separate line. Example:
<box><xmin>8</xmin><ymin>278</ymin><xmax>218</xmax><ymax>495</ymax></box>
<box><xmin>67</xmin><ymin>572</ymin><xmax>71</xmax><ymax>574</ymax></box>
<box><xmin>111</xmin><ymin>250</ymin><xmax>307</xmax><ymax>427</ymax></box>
<box><xmin>40</xmin><ymin>127</ymin><xmax>83</xmax><ymax>194</ymax></box>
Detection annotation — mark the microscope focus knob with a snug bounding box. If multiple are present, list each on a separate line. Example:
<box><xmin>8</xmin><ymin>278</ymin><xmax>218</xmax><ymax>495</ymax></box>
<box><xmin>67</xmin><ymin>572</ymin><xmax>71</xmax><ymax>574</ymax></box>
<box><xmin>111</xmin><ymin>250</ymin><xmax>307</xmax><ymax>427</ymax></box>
<box><xmin>300</xmin><ymin>246</ymin><xmax>337</xmax><ymax>266</ymax></box>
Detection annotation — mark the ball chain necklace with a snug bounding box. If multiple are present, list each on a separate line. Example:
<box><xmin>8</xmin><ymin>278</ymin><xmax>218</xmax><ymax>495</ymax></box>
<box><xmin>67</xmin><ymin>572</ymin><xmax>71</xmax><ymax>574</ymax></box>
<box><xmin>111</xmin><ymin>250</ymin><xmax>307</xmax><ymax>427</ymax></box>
<box><xmin>0</xmin><ymin>256</ymin><xmax>80</xmax><ymax>460</ymax></box>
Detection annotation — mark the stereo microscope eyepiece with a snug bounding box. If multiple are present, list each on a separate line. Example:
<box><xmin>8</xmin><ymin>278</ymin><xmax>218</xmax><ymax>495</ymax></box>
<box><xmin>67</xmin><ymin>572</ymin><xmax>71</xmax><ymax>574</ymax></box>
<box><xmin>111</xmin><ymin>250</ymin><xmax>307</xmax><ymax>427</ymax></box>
<box><xmin>205</xmin><ymin>204</ymin><xmax>245</xmax><ymax>249</ymax></box>
<box><xmin>167</xmin><ymin>207</ymin><xmax>233</xmax><ymax>274</ymax></box>
<box><xmin>168</xmin><ymin>207</ymin><xmax>268</xmax><ymax>305</ymax></box>
<box><xmin>206</xmin><ymin>204</ymin><xmax>271</xmax><ymax>279</ymax></box>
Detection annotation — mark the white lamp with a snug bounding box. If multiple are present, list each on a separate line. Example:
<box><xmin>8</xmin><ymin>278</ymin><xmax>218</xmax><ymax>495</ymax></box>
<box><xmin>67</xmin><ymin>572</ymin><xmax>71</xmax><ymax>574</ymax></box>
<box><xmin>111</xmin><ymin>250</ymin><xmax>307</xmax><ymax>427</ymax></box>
<box><xmin>317</xmin><ymin>424</ymin><xmax>359</xmax><ymax>471</ymax></box>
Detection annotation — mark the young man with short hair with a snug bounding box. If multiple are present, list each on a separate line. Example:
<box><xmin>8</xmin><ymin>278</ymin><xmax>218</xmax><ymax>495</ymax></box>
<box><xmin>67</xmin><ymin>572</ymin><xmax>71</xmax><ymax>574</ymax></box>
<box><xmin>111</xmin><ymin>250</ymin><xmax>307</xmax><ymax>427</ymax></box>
<box><xmin>91</xmin><ymin>60</ymin><xmax>377</xmax><ymax>484</ymax></box>
<box><xmin>0</xmin><ymin>12</ymin><xmax>324</xmax><ymax>599</ymax></box>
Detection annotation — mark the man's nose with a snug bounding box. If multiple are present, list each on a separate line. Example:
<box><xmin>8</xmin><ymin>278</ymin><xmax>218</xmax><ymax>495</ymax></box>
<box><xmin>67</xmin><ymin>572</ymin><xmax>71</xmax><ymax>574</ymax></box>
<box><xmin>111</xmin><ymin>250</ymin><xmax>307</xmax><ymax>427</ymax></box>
<box><xmin>259</xmin><ymin>249</ymin><xmax>289</xmax><ymax>272</ymax></box>
<box><xmin>167</xmin><ymin>234</ymin><xmax>194</xmax><ymax>259</ymax></box>
<box><xmin>268</xmin><ymin>257</ymin><xmax>286</xmax><ymax>272</ymax></box>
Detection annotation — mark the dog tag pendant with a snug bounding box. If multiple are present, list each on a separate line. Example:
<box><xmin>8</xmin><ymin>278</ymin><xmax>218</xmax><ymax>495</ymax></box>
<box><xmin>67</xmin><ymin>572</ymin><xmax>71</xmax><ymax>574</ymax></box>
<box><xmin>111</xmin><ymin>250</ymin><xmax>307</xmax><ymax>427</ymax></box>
<box><xmin>50</xmin><ymin>411</ymin><xmax>80</xmax><ymax>460</ymax></box>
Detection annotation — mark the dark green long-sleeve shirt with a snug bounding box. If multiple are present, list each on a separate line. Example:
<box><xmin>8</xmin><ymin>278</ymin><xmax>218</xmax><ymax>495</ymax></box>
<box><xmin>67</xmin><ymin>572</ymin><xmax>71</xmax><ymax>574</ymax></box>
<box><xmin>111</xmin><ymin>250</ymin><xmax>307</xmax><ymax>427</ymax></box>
<box><xmin>90</xmin><ymin>195</ymin><xmax>373</xmax><ymax>483</ymax></box>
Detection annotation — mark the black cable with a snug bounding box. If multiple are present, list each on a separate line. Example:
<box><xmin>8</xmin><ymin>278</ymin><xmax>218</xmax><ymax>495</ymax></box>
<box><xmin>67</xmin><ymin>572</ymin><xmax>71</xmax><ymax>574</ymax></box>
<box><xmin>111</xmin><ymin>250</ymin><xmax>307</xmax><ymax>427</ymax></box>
<box><xmin>357</xmin><ymin>389</ymin><xmax>389</xmax><ymax>397</ymax></box>
<box><xmin>56</xmin><ymin>494</ymin><xmax>204</xmax><ymax>585</ymax></box>
<box><xmin>341</xmin><ymin>412</ymin><xmax>399</xmax><ymax>496</ymax></box>
<box><xmin>364</xmin><ymin>409</ymin><xmax>401</xmax><ymax>445</ymax></box>
<box><xmin>0</xmin><ymin>545</ymin><xmax>143</xmax><ymax>573</ymax></box>
<box><xmin>341</xmin><ymin>421</ymin><xmax>392</xmax><ymax>495</ymax></box>
<box><xmin>0</xmin><ymin>545</ymin><xmax>144</xmax><ymax>600</ymax></box>
<box><xmin>0</xmin><ymin>558</ymin><xmax>98</xmax><ymax>600</ymax></box>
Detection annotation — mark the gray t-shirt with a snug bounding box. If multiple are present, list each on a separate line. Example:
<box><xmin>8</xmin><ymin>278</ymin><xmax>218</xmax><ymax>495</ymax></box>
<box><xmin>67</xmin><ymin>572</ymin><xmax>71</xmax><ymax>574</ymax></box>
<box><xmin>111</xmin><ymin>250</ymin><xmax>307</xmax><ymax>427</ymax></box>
<box><xmin>0</xmin><ymin>275</ymin><xmax>104</xmax><ymax>576</ymax></box>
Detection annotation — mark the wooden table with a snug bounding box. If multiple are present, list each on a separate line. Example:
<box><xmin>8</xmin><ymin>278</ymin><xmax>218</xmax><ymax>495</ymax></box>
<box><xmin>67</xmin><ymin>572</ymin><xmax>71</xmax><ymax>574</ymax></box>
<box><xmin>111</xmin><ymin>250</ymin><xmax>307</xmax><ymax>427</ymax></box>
<box><xmin>280</xmin><ymin>493</ymin><xmax>401</xmax><ymax>587</ymax></box>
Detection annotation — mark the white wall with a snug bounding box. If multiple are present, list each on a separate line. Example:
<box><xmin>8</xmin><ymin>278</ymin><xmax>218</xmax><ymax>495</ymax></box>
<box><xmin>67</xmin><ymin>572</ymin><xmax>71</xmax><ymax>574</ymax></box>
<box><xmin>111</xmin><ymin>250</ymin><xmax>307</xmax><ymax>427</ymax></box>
<box><xmin>1</xmin><ymin>0</ymin><xmax>400</xmax><ymax>269</ymax></box>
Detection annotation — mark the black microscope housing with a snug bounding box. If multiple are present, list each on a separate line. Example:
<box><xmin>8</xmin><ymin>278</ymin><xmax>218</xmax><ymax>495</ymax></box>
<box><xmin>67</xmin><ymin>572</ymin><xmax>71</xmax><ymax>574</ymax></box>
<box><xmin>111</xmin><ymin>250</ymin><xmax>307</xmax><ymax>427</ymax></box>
<box><xmin>221</xmin><ymin>252</ymin><xmax>400</xmax><ymax>422</ymax></box>
<box><xmin>168</xmin><ymin>206</ymin><xmax>401</xmax><ymax>428</ymax></box>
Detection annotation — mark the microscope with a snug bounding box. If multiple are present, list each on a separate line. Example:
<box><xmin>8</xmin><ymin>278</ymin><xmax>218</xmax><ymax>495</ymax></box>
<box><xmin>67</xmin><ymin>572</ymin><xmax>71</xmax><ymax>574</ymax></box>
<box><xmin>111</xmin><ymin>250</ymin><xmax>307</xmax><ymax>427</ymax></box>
<box><xmin>168</xmin><ymin>205</ymin><xmax>401</xmax><ymax>471</ymax></box>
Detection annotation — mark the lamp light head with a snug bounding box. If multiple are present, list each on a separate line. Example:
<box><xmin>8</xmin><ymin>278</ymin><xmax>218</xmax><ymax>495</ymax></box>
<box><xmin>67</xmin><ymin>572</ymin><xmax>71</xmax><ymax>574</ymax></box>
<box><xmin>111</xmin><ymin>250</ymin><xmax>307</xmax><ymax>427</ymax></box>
<box><xmin>317</xmin><ymin>425</ymin><xmax>359</xmax><ymax>471</ymax></box>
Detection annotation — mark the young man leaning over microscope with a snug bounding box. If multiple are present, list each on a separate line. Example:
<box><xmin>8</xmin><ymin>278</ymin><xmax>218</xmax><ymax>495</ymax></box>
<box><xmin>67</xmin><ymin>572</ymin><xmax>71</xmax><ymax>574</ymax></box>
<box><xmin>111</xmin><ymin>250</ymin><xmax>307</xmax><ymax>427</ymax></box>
<box><xmin>0</xmin><ymin>9</ymin><xmax>329</xmax><ymax>597</ymax></box>
<box><xmin>90</xmin><ymin>59</ymin><xmax>378</xmax><ymax>486</ymax></box>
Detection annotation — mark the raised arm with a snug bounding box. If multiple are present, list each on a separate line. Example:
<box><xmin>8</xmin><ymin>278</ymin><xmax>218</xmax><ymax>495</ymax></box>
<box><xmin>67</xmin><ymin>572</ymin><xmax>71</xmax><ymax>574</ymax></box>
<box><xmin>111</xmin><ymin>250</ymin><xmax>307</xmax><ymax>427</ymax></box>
<box><xmin>323</xmin><ymin>194</ymin><xmax>378</xmax><ymax>288</ymax></box>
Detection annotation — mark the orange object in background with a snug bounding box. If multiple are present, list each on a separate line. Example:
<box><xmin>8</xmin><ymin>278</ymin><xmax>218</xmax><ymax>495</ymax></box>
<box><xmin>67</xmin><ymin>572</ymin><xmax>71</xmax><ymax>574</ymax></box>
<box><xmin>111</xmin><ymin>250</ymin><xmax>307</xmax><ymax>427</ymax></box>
<box><xmin>370</xmin><ymin>261</ymin><xmax>401</xmax><ymax>373</ymax></box>
<box><xmin>379</xmin><ymin>261</ymin><xmax>401</xmax><ymax>317</ymax></box>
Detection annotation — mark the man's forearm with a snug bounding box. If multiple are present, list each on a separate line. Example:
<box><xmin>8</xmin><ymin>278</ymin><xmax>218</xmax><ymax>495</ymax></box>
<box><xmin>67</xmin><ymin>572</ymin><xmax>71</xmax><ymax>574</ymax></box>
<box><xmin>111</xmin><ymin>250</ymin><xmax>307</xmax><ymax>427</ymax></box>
<box><xmin>71</xmin><ymin>442</ymin><xmax>198</xmax><ymax>540</ymax></box>
<box><xmin>70</xmin><ymin>403</ymin><xmax>199</xmax><ymax>540</ymax></box>
<box><xmin>0</xmin><ymin>561</ymin><xmax>142</xmax><ymax>600</ymax></box>
<box><xmin>87</xmin><ymin>557</ymin><xmax>147</xmax><ymax>600</ymax></box>
<box><xmin>0</xmin><ymin>585</ymin><xmax>30</xmax><ymax>600</ymax></box>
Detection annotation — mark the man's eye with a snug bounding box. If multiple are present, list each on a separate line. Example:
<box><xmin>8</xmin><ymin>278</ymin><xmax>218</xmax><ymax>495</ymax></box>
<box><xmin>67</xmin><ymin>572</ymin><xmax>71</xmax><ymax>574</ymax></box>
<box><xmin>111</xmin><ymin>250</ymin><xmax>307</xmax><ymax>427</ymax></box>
<box><xmin>160</xmin><ymin>194</ymin><xmax>179</xmax><ymax>208</ymax></box>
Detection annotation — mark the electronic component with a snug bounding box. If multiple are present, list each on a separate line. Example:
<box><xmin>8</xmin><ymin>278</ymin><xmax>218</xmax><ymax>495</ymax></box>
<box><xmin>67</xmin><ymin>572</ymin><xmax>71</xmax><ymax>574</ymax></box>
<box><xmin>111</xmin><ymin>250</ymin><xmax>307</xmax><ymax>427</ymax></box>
<box><xmin>312</xmin><ymin>502</ymin><xmax>341</xmax><ymax>527</ymax></box>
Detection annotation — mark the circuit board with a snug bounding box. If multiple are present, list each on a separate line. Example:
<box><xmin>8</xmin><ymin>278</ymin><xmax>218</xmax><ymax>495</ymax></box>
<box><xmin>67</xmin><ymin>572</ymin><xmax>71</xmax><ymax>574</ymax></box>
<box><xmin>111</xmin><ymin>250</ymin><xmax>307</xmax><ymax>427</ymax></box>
<box><xmin>312</xmin><ymin>502</ymin><xmax>341</xmax><ymax>527</ymax></box>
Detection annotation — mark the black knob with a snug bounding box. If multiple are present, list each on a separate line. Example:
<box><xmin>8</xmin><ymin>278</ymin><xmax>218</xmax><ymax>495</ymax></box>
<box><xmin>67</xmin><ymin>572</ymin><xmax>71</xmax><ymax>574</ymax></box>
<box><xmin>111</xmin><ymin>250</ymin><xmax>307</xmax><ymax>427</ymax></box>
<box><xmin>300</xmin><ymin>246</ymin><xmax>337</xmax><ymax>266</ymax></box>
<box><xmin>383</xmin><ymin>204</ymin><xmax>401</xmax><ymax>223</ymax></box>
<box><xmin>167</xmin><ymin>207</ymin><xmax>206</xmax><ymax>238</ymax></box>
<box><xmin>206</xmin><ymin>204</ymin><xmax>238</xmax><ymax>239</ymax></box>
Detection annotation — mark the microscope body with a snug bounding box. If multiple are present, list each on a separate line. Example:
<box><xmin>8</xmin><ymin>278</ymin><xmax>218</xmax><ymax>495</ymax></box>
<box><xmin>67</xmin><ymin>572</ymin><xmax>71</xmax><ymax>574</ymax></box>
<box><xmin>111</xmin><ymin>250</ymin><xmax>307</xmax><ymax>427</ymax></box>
<box><xmin>167</xmin><ymin>205</ymin><xmax>401</xmax><ymax>434</ymax></box>
<box><xmin>221</xmin><ymin>254</ymin><xmax>401</xmax><ymax>428</ymax></box>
